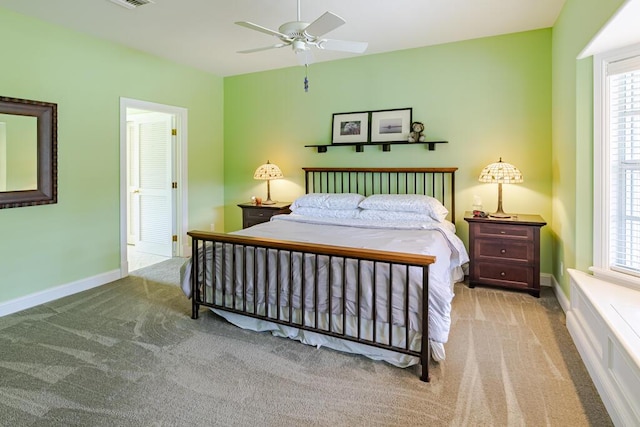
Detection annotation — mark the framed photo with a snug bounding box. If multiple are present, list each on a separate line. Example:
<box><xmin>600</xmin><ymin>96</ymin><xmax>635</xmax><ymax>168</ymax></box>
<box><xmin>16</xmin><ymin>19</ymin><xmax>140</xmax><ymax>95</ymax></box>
<box><xmin>332</xmin><ymin>111</ymin><xmax>369</xmax><ymax>144</ymax></box>
<box><xmin>370</xmin><ymin>108</ymin><xmax>412</xmax><ymax>142</ymax></box>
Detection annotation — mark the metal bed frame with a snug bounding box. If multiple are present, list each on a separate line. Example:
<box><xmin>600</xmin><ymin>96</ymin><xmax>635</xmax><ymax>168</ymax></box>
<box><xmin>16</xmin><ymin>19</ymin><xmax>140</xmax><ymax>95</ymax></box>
<box><xmin>188</xmin><ymin>167</ymin><xmax>457</xmax><ymax>382</ymax></box>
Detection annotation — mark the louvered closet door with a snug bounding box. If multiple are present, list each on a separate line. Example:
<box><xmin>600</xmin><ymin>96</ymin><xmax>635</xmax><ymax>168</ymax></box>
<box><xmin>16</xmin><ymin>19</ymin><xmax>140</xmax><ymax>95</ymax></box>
<box><xmin>134</xmin><ymin>113</ymin><xmax>173</xmax><ymax>257</ymax></box>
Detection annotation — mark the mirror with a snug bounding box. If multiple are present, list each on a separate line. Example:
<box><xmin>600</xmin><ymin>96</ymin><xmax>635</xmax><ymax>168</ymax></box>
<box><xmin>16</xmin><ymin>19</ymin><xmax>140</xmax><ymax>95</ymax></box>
<box><xmin>0</xmin><ymin>96</ymin><xmax>57</xmax><ymax>209</ymax></box>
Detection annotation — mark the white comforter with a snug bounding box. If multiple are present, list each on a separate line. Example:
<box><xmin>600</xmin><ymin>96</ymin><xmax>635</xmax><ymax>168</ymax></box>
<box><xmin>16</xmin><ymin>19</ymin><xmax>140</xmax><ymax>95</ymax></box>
<box><xmin>181</xmin><ymin>214</ymin><xmax>469</xmax><ymax>366</ymax></box>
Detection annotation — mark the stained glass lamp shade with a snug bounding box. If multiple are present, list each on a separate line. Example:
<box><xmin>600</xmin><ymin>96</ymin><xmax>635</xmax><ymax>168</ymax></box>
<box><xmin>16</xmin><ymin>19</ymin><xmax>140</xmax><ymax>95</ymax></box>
<box><xmin>478</xmin><ymin>158</ymin><xmax>523</xmax><ymax>218</ymax></box>
<box><xmin>253</xmin><ymin>161</ymin><xmax>283</xmax><ymax>205</ymax></box>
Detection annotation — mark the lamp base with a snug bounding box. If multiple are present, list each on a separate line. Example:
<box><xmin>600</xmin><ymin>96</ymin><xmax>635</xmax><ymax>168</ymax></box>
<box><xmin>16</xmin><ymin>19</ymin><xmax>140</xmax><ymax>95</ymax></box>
<box><xmin>262</xmin><ymin>180</ymin><xmax>276</xmax><ymax>205</ymax></box>
<box><xmin>489</xmin><ymin>212</ymin><xmax>513</xmax><ymax>219</ymax></box>
<box><xmin>490</xmin><ymin>183</ymin><xmax>513</xmax><ymax>218</ymax></box>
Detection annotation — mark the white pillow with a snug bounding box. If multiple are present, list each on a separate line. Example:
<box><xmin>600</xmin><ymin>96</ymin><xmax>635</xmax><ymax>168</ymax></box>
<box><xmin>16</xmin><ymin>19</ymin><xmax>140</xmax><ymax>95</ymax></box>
<box><xmin>358</xmin><ymin>194</ymin><xmax>449</xmax><ymax>222</ymax></box>
<box><xmin>291</xmin><ymin>193</ymin><xmax>365</xmax><ymax>210</ymax></box>
<box><xmin>358</xmin><ymin>209</ymin><xmax>436</xmax><ymax>222</ymax></box>
<box><xmin>292</xmin><ymin>207</ymin><xmax>361</xmax><ymax>219</ymax></box>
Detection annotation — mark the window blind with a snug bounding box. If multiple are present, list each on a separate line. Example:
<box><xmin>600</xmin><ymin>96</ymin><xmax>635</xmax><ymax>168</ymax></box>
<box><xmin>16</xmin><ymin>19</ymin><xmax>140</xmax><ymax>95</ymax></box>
<box><xmin>608</xmin><ymin>57</ymin><xmax>640</xmax><ymax>276</ymax></box>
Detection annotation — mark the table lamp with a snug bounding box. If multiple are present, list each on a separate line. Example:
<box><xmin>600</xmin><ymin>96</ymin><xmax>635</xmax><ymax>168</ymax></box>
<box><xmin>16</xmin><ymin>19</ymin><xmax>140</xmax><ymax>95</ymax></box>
<box><xmin>253</xmin><ymin>160</ymin><xmax>283</xmax><ymax>205</ymax></box>
<box><xmin>478</xmin><ymin>157</ymin><xmax>523</xmax><ymax>218</ymax></box>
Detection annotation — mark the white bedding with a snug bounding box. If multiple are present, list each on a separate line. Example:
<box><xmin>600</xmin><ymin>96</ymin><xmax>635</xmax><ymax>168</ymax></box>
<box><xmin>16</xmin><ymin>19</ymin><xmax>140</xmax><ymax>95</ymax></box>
<box><xmin>181</xmin><ymin>214</ymin><xmax>469</xmax><ymax>366</ymax></box>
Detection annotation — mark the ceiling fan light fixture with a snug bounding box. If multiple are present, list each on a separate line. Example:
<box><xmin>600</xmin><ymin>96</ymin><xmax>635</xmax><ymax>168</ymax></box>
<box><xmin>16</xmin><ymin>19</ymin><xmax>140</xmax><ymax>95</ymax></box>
<box><xmin>292</xmin><ymin>40</ymin><xmax>309</xmax><ymax>52</ymax></box>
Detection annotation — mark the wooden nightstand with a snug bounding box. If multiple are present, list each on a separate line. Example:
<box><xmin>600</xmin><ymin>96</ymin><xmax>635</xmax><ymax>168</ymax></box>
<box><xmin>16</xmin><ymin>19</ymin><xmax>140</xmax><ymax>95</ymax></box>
<box><xmin>464</xmin><ymin>212</ymin><xmax>546</xmax><ymax>297</ymax></box>
<box><xmin>238</xmin><ymin>202</ymin><xmax>291</xmax><ymax>229</ymax></box>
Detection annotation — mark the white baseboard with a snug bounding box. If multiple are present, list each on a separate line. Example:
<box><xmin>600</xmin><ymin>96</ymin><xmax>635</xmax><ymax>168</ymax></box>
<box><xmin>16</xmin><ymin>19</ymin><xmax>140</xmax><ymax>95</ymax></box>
<box><xmin>542</xmin><ymin>272</ymin><xmax>571</xmax><ymax>313</ymax></box>
<box><xmin>540</xmin><ymin>272</ymin><xmax>552</xmax><ymax>287</ymax></box>
<box><xmin>0</xmin><ymin>269</ymin><xmax>122</xmax><ymax>317</ymax></box>
<box><xmin>549</xmin><ymin>273</ymin><xmax>570</xmax><ymax>313</ymax></box>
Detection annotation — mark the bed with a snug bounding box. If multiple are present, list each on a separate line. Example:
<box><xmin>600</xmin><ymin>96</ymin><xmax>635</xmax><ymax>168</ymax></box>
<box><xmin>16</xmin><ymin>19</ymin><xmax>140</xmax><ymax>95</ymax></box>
<box><xmin>181</xmin><ymin>167</ymin><xmax>468</xmax><ymax>382</ymax></box>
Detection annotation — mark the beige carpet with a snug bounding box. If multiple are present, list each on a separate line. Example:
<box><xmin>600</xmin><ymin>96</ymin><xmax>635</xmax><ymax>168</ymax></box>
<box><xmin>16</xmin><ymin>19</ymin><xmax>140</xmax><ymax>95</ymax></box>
<box><xmin>0</xmin><ymin>258</ymin><xmax>612</xmax><ymax>426</ymax></box>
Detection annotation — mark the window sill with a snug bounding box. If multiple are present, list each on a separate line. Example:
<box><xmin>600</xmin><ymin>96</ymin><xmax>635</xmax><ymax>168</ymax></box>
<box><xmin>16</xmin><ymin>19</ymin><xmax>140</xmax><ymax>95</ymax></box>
<box><xmin>589</xmin><ymin>266</ymin><xmax>640</xmax><ymax>292</ymax></box>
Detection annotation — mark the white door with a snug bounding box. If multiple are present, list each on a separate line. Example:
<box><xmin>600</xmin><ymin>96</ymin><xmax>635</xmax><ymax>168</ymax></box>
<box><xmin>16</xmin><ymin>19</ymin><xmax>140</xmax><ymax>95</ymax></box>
<box><xmin>128</xmin><ymin>112</ymin><xmax>174</xmax><ymax>257</ymax></box>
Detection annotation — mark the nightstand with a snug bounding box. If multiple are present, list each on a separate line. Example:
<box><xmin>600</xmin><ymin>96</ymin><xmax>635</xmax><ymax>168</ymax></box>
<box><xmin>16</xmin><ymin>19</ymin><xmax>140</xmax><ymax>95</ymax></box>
<box><xmin>238</xmin><ymin>202</ymin><xmax>291</xmax><ymax>229</ymax></box>
<box><xmin>464</xmin><ymin>212</ymin><xmax>546</xmax><ymax>297</ymax></box>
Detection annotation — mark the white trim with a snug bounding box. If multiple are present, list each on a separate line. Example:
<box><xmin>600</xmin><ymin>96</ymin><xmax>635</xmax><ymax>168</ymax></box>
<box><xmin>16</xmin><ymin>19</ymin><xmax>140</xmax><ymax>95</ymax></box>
<box><xmin>593</xmin><ymin>42</ymin><xmax>640</xmax><ymax>280</ymax></box>
<box><xmin>593</xmin><ymin>49</ymin><xmax>608</xmax><ymax>269</ymax></box>
<box><xmin>590</xmin><ymin>266</ymin><xmax>640</xmax><ymax>292</ymax></box>
<box><xmin>578</xmin><ymin>0</ymin><xmax>640</xmax><ymax>59</ymax></box>
<box><xmin>540</xmin><ymin>272</ymin><xmax>552</xmax><ymax>288</ymax></box>
<box><xmin>566</xmin><ymin>309</ymin><xmax>624</xmax><ymax>425</ymax></box>
<box><xmin>550</xmin><ymin>273</ymin><xmax>570</xmax><ymax>313</ymax></box>
<box><xmin>566</xmin><ymin>269</ymin><xmax>640</xmax><ymax>426</ymax></box>
<box><xmin>0</xmin><ymin>269</ymin><xmax>120</xmax><ymax>317</ymax></box>
<box><xmin>119</xmin><ymin>98</ymin><xmax>188</xmax><ymax>276</ymax></box>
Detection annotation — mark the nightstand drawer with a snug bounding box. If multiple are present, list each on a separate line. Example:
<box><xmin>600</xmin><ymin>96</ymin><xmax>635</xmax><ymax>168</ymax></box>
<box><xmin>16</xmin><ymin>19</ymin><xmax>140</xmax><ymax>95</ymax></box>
<box><xmin>244</xmin><ymin>209</ymin><xmax>272</xmax><ymax>220</ymax></box>
<box><xmin>244</xmin><ymin>218</ymin><xmax>267</xmax><ymax>228</ymax></box>
<box><xmin>474</xmin><ymin>262</ymin><xmax>534</xmax><ymax>290</ymax></box>
<box><xmin>238</xmin><ymin>202</ymin><xmax>291</xmax><ymax>229</ymax></box>
<box><xmin>476</xmin><ymin>222</ymin><xmax>533</xmax><ymax>240</ymax></box>
<box><xmin>474</xmin><ymin>240</ymin><xmax>532</xmax><ymax>263</ymax></box>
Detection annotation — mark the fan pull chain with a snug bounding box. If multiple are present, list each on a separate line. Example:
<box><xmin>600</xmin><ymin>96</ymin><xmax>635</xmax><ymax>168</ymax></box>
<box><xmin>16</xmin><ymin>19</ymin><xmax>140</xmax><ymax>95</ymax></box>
<box><xmin>304</xmin><ymin>64</ymin><xmax>309</xmax><ymax>92</ymax></box>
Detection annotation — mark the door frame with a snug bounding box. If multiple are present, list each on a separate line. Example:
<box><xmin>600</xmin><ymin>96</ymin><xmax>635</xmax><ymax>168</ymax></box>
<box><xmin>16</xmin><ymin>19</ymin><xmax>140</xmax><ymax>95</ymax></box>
<box><xmin>119</xmin><ymin>97</ymin><xmax>188</xmax><ymax>276</ymax></box>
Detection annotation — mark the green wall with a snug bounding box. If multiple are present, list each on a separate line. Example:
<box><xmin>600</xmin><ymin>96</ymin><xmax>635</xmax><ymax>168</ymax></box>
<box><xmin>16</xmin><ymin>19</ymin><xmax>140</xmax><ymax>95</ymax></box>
<box><xmin>0</xmin><ymin>8</ymin><xmax>224</xmax><ymax>304</ymax></box>
<box><xmin>551</xmin><ymin>0</ymin><xmax>624</xmax><ymax>295</ymax></box>
<box><xmin>224</xmin><ymin>29</ymin><xmax>553</xmax><ymax>274</ymax></box>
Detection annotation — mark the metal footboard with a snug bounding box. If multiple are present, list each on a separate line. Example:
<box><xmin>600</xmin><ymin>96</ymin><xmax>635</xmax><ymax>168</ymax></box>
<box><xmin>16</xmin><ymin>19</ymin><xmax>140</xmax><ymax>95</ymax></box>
<box><xmin>188</xmin><ymin>231</ymin><xmax>435</xmax><ymax>382</ymax></box>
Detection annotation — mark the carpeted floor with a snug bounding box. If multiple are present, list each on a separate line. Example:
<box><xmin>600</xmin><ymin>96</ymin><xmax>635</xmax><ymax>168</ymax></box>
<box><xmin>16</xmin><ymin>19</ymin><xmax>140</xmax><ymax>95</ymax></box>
<box><xmin>0</xmin><ymin>258</ymin><xmax>612</xmax><ymax>426</ymax></box>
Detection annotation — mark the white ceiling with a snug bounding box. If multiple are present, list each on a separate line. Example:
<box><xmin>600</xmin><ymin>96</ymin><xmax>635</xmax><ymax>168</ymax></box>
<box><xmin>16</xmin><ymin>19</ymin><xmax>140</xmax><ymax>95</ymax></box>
<box><xmin>0</xmin><ymin>0</ymin><xmax>566</xmax><ymax>77</ymax></box>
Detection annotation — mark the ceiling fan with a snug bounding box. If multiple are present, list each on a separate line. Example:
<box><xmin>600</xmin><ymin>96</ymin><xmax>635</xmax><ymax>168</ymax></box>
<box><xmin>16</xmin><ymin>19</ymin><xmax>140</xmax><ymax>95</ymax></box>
<box><xmin>235</xmin><ymin>0</ymin><xmax>368</xmax><ymax>66</ymax></box>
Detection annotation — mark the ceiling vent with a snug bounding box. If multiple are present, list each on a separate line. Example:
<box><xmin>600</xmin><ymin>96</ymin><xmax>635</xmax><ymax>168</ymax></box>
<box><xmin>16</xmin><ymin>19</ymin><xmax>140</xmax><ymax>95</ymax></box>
<box><xmin>108</xmin><ymin>0</ymin><xmax>154</xmax><ymax>9</ymax></box>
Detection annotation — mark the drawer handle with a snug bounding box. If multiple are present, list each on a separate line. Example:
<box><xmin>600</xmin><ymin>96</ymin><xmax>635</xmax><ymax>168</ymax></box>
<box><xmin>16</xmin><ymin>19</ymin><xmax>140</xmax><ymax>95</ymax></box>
<box><xmin>500</xmin><ymin>231</ymin><xmax>506</xmax><ymax>234</ymax></box>
<box><xmin>500</xmin><ymin>271</ymin><xmax>506</xmax><ymax>277</ymax></box>
<box><xmin>500</xmin><ymin>249</ymin><xmax>506</xmax><ymax>254</ymax></box>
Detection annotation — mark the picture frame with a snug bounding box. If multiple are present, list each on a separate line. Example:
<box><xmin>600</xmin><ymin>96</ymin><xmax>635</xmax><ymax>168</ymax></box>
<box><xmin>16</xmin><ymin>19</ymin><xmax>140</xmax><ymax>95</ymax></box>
<box><xmin>370</xmin><ymin>108</ymin><xmax>412</xmax><ymax>142</ymax></box>
<box><xmin>331</xmin><ymin>111</ymin><xmax>370</xmax><ymax>144</ymax></box>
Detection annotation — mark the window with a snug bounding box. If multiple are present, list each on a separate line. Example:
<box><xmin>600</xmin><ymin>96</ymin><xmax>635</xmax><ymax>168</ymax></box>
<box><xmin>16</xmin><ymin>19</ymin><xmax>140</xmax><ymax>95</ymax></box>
<box><xmin>594</xmin><ymin>44</ymin><xmax>640</xmax><ymax>289</ymax></box>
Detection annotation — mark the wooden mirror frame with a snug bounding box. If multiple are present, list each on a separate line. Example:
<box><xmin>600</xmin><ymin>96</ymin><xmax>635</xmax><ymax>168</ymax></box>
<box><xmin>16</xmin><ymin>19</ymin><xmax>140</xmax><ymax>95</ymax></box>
<box><xmin>0</xmin><ymin>96</ymin><xmax>57</xmax><ymax>209</ymax></box>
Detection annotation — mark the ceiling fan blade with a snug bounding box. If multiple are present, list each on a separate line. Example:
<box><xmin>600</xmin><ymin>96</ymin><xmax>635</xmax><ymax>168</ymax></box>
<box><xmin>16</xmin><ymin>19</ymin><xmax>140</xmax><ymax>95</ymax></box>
<box><xmin>318</xmin><ymin>39</ymin><xmax>368</xmax><ymax>54</ymax></box>
<box><xmin>295</xmin><ymin>49</ymin><xmax>315</xmax><ymax>66</ymax></box>
<box><xmin>304</xmin><ymin>11</ymin><xmax>345</xmax><ymax>37</ymax></box>
<box><xmin>235</xmin><ymin>21</ymin><xmax>290</xmax><ymax>40</ymax></box>
<box><xmin>238</xmin><ymin>43</ymin><xmax>288</xmax><ymax>54</ymax></box>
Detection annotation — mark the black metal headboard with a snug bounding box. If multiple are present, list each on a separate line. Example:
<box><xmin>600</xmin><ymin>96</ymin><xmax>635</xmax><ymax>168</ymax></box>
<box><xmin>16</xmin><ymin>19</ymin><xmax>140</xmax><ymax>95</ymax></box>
<box><xmin>303</xmin><ymin>167</ymin><xmax>457</xmax><ymax>224</ymax></box>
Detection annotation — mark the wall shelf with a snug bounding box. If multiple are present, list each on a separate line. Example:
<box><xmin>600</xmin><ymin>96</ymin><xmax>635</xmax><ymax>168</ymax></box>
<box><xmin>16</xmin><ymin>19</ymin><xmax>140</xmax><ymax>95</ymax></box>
<box><xmin>305</xmin><ymin>140</ymin><xmax>448</xmax><ymax>153</ymax></box>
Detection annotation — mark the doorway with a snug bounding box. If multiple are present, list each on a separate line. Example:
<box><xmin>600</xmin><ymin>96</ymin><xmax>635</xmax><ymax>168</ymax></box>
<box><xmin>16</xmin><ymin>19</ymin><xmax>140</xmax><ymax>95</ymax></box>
<box><xmin>119</xmin><ymin>98</ymin><xmax>188</xmax><ymax>276</ymax></box>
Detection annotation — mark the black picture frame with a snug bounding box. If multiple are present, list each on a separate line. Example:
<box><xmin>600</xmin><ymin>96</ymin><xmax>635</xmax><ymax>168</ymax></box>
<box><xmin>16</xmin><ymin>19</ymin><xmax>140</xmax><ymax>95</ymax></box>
<box><xmin>331</xmin><ymin>111</ymin><xmax>370</xmax><ymax>144</ymax></box>
<box><xmin>370</xmin><ymin>108</ymin><xmax>412</xmax><ymax>142</ymax></box>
